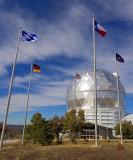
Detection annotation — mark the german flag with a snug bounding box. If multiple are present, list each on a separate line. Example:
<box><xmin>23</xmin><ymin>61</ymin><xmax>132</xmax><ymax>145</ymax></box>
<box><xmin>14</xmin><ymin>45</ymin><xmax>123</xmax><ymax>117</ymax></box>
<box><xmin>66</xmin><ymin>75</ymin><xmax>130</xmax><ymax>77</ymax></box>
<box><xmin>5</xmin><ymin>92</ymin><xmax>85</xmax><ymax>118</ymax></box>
<box><xmin>32</xmin><ymin>64</ymin><xmax>41</xmax><ymax>72</ymax></box>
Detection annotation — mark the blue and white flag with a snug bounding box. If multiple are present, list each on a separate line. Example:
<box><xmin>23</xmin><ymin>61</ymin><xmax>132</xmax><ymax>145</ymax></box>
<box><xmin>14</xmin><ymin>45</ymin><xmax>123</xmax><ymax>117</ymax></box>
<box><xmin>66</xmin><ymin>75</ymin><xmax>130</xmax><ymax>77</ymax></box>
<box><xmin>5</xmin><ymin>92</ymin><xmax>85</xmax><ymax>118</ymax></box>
<box><xmin>21</xmin><ymin>30</ymin><xmax>37</xmax><ymax>42</ymax></box>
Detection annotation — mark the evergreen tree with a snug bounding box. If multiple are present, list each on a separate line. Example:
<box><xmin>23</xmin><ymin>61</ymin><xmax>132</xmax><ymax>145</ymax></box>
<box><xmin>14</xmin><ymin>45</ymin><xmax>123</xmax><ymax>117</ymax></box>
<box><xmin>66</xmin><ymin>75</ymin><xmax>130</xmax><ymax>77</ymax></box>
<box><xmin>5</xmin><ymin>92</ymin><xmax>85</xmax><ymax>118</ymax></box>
<box><xmin>50</xmin><ymin>116</ymin><xmax>63</xmax><ymax>144</ymax></box>
<box><xmin>25</xmin><ymin>113</ymin><xmax>54</xmax><ymax>145</ymax></box>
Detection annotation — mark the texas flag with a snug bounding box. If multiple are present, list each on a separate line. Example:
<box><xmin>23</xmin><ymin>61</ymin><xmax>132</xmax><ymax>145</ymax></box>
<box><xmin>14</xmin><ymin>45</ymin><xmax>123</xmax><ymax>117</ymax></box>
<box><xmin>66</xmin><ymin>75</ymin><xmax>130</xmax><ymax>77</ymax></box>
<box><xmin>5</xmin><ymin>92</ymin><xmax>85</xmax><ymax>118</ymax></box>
<box><xmin>94</xmin><ymin>20</ymin><xmax>107</xmax><ymax>37</ymax></box>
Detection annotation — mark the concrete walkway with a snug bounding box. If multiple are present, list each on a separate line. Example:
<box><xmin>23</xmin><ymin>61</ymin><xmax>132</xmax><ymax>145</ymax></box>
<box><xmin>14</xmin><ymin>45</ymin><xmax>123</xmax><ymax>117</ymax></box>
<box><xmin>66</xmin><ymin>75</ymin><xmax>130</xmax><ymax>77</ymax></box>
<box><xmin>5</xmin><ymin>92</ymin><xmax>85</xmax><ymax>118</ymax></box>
<box><xmin>3</xmin><ymin>139</ymin><xmax>20</xmax><ymax>144</ymax></box>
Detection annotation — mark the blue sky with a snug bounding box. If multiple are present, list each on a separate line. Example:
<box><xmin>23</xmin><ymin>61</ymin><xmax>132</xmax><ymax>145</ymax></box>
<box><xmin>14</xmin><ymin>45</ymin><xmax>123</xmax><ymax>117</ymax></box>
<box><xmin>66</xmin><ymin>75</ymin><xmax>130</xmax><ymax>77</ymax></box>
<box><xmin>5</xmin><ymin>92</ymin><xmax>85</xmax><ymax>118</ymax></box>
<box><xmin>0</xmin><ymin>0</ymin><xmax>133</xmax><ymax>124</ymax></box>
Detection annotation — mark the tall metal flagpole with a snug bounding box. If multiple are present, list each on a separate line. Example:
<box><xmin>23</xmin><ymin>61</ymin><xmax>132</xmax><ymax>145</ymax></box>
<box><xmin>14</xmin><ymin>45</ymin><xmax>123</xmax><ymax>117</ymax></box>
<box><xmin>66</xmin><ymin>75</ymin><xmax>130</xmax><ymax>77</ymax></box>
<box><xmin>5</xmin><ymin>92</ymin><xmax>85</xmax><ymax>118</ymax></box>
<box><xmin>106</xmin><ymin>105</ymin><xmax>109</xmax><ymax>140</ymax></box>
<box><xmin>74</xmin><ymin>73</ymin><xmax>76</xmax><ymax>110</ymax></box>
<box><xmin>116</xmin><ymin>60</ymin><xmax>123</xmax><ymax>144</ymax></box>
<box><xmin>92</xmin><ymin>16</ymin><xmax>98</xmax><ymax>147</ymax></box>
<box><xmin>0</xmin><ymin>27</ymin><xmax>22</xmax><ymax>149</ymax></box>
<box><xmin>22</xmin><ymin>64</ymin><xmax>32</xmax><ymax>145</ymax></box>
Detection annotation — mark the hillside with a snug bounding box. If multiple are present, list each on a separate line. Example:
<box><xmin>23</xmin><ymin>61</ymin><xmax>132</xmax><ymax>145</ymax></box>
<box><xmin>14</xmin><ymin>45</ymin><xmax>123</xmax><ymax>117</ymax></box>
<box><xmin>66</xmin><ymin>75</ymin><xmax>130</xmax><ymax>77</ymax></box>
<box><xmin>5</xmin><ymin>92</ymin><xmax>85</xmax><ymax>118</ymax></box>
<box><xmin>0</xmin><ymin>123</ymin><xmax>23</xmax><ymax>138</ymax></box>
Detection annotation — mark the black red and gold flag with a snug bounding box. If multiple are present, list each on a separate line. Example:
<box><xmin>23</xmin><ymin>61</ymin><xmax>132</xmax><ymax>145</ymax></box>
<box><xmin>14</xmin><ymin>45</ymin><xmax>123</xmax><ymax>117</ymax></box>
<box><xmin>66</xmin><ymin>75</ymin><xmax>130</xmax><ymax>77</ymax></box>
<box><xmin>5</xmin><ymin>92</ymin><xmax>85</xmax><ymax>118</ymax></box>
<box><xmin>32</xmin><ymin>64</ymin><xmax>41</xmax><ymax>72</ymax></box>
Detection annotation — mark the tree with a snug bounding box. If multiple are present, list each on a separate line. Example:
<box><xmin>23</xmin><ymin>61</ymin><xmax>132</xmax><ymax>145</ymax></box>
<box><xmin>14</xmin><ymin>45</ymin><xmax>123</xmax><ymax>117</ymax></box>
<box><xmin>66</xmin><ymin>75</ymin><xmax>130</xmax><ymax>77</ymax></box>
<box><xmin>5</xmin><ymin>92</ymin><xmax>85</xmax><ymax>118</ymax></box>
<box><xmin>77</xmin><ymin>109</ymin><xmax>85</xmax><ymax>133</ymax></box>
<box><xmin>25</xmin><ymin>113</ymin><xmax>54</xmax><ymax>145</ymax></box>
<box><xmin>31</xmin><ymin>112</ymin><xmax>42</xmax><ymax>125</ymax></box>
<box><xmin>39</xmin><ymin>119</ymin><xmax>54</xmax><ymax>145</ymax></box>
<box><xmin>50</xmin><ymin>116</ymin><xmax>63</xmax><ymax>144</ymax></box>
<box><xmin>63</xmin><ymin>109</ymin><xmax>85</xmax><ymax>143</ymax></box>
<box><xmin>115</xmin><ymin>120</ymin><xmax>133</xmax><ymax>139</ymax></box>
<box><xmin>25</xmin><ymin>124</ymin><xmax>33</xmax><ymax>143</ymax></box>
<box><xmin>63</xmin><ymin>109</ymin><xmax>77</xmax><ymax>143</ymax></box>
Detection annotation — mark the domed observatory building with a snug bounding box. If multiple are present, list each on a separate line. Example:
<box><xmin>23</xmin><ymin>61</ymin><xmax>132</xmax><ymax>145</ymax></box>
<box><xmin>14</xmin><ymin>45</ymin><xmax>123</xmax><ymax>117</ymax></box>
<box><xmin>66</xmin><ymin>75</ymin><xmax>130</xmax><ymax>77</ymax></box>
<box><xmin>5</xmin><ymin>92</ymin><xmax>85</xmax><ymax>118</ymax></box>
<box><xmin>66</xmin><ymin>69</ymin><xmax>125</xmax><ymax>129</ymax></box>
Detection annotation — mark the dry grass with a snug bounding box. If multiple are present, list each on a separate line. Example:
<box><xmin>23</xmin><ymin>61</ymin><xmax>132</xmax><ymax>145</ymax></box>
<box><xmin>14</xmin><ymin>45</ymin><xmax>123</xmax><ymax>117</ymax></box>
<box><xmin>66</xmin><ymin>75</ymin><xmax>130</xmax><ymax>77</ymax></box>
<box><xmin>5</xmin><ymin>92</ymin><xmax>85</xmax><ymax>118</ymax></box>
<box><xmin>116</xmin><ymin>143</ymin><xmax>124</xmax><ymax>150</ymax></box>
<box><xmin>0</xmin><ymin>140</ymin><xmax>133</xmax><ymax>160</ymax></box>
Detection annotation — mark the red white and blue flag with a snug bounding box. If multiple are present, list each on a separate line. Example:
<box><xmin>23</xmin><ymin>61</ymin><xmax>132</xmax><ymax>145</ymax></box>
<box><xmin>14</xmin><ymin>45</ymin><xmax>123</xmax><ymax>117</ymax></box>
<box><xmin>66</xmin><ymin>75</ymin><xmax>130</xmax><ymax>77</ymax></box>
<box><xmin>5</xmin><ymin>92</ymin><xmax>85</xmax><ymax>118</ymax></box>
<box><xmin>75</xmin><ymin>73</ymin><xmax>81</xmax><ymax>79</ymax></box>
<box><xmin>94</xmin><ymin>20</ymin><xmax>107</xmax><ymax>37</ymax></box>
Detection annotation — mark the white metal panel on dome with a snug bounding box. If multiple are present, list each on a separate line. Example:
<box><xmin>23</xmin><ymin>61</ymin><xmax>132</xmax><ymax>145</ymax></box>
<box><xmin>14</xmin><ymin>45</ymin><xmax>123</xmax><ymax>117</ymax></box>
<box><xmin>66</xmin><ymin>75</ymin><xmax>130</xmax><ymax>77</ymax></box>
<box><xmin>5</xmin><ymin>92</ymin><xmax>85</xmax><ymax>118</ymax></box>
<box><xmin>66</xmin><ymin>69</ymin><xmax>125</xmax><ymax>128</ymax></box>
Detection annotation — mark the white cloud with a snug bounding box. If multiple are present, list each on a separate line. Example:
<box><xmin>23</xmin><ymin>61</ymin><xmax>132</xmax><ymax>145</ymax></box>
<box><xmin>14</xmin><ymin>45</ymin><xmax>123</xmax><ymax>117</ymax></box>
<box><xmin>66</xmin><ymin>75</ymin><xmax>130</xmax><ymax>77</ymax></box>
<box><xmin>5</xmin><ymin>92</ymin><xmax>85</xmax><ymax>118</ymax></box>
<box><xmin>0</xmin><ymin>78</ymin><xmax>71</xmax><ymax>113</ymax></box>
<box><xmin>0</xmin><ymin>4</ymin><xmax>92</xmax><ymax>115</ymax></box>
<box><xmin>0</xmin><ymin>4</ymin><xmax>91</xmax><ymax>76</ymax></box>
<box><xmin>95</xmin><ymin>0</ymin><xmax>133</xmax><ymax>21</ymax></box>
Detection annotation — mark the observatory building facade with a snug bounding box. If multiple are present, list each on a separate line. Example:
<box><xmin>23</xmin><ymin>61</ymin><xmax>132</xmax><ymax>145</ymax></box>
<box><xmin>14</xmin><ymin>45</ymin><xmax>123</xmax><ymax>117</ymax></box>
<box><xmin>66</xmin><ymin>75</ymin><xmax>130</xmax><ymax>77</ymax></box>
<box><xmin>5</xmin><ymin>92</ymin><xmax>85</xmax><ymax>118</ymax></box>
<box><xmin>66</xmin><ymin>69</ymin><xmax>125</xmax><ymax>129</ymax></box>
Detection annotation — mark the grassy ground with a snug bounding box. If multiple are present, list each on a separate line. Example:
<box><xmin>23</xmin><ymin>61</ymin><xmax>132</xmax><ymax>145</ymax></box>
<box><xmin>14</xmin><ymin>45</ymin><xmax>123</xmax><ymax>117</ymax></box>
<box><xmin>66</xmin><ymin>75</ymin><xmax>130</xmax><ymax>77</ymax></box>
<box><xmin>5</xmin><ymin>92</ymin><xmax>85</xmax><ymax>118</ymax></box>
<box><xmin>0</xmin><ymin>140</ymin><xmax>133</xmax><ymax>160</ymax></box>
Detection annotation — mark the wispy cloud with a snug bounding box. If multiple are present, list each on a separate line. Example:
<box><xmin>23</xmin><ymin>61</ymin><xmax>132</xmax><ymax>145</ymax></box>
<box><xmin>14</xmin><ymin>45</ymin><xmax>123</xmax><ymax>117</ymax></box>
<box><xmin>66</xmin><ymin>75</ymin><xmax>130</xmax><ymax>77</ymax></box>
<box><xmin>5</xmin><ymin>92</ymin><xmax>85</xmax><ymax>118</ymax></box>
<box><xmin>0</xmin><ymin>4</ymin><xmax>91</xmax><ymax>75</ymax></box>
<box><xmin>0</xmin><ymin>78</ymin><xmax>70</xmax><ymax>113</ymax></box>
<box><xmin>96</xmin><ymin>0</ymin><xmax>133</xmax><ymax>20</ymax></box>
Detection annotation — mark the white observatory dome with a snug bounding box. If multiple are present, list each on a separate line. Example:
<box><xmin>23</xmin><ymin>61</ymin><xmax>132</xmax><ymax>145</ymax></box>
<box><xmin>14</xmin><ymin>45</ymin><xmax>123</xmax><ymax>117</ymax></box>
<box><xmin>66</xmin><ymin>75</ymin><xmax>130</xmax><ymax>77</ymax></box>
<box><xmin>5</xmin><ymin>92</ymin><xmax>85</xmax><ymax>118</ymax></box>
<box><xmin>66</xmin><ymin>69</ymin><xmax>125</xmax><ymax>128</ymax></box>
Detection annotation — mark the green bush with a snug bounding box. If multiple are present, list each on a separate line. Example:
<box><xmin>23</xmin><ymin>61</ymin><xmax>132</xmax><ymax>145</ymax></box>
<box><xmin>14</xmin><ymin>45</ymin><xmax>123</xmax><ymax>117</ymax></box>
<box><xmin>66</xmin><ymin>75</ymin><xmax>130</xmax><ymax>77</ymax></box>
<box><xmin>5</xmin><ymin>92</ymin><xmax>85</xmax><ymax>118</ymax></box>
<box><xmin>25</xmin><ymin>113</ymin><xmax>54</xmax><ymax>145</ymax></box>
<box><xmin>115</xmin><ymin>120</ymin><xmax>133</xmax><ymax>139</ymax></box>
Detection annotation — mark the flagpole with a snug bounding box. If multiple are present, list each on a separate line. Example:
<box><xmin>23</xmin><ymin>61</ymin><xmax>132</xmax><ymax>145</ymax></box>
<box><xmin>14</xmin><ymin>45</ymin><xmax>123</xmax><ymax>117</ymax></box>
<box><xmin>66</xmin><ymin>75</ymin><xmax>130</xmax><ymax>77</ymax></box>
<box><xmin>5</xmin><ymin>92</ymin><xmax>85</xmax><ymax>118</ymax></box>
<box><xmin>22</xmin><ymin>64</ymin><xmax>32</xmax><ymax>145</ymax></box>
<box><xmin>0</xmin><ymin>27</ymin><xmax>22</xmax><ymax>149</ymax></box>
<box><xmin>92</xmin><ymin>16</ymin><xmax>98</xmax><ymax>147</ymax></box>
<box><xmin>116</xmin><ymin>59</ymin><xmax>123</xmax><ymax>144</ymax></box>
<box><xmin>74</xmin><ymin>73</ymin><xmax>78</xmax><ymax>111</ymax></box>
<box><xmin>74</xmin><ymin>73</ymin><xmax>76</xmax><ymax>110</ymax></box>
<box><xmin>106</xmin><ymin>105</ymin><xmax>109</xmax><ymax>140</ymax></box>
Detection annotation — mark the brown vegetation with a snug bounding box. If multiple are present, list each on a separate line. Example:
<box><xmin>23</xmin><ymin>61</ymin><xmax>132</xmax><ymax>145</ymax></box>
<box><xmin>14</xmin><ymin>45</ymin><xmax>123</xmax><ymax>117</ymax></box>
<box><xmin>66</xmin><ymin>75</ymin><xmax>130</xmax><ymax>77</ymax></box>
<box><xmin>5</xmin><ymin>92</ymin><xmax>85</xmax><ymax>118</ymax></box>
<box><xmin>0</xmin><ymin>140</ymin><xmax>133</xmax><ymax>160</ymax></box>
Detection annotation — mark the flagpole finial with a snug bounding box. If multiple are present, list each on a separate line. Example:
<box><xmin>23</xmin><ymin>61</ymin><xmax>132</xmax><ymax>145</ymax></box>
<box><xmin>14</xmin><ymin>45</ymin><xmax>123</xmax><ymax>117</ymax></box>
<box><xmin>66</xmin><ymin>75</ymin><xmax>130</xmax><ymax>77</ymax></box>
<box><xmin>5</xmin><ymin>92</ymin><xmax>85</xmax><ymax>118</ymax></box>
<box><xmin>19</xmin><ymin>25</ymin><xmax>23</xmax><ymax>32</ymax></box>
